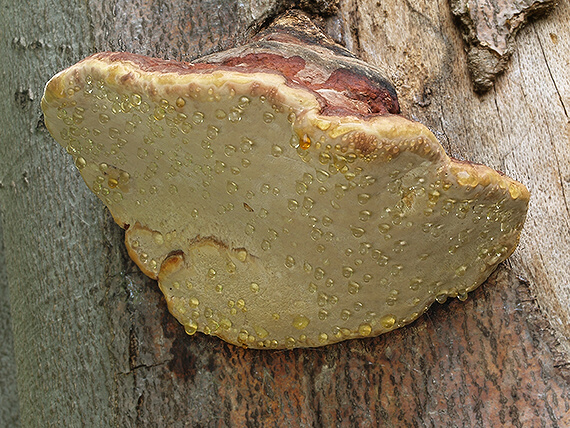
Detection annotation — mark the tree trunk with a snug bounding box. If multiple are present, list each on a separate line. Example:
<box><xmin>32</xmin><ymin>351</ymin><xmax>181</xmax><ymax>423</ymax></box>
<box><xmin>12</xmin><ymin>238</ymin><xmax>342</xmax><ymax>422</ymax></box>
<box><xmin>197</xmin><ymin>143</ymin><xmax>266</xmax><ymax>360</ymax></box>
<box><xmin>1</xmin><ymin>0</ymin><xmax>568</xmax><ymax>426</ymax></box>
<box><xmin>0</xmin><ymin>222</ymin><xmax>20</xmax><ymax>426</ymax></box>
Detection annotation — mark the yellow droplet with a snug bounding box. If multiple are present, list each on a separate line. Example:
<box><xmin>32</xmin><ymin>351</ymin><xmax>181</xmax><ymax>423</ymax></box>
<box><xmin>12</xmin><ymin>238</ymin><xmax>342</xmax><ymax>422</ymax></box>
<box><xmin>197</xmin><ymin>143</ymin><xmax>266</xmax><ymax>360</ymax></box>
<box><xmin>192</xmin><ymin>111</ymin><xmax>204</xmax><ymax>124</ymax></box>
<box><xmin>409</xmin><ymin>277</ymin><xmax>423</xmax><ymax>290</ymax></box>
<box><xmin>358</xmin><ymin>323</ymin><xmax>372</xmax><ymax>336</ymax></box>
<box><xmin>428</xmin><ymin>190</ymin><xmax>440</xmax><ymax>203</ymax></box>
<box><xmin>226</xmin><ymin>180</ymin><xmax>238</xmax><ymax>194</ymax></box>
<box><xmin>153</xmin><ymin>106</ymin><xmax>166</xmax><ymax>121</ymax></box>
<box><xmin>351</xmin><ymin>226</ymin><xmax>365</xmax><ymax>238</ymax></box>
<box><xmin>176</xmin><ymin>96</ymin><xmax>186</xmax><ymax>108</ymax></box>
<box><xmin>455</xmin><ymin>265</ymin><xmax>467</xmax><ymax>276</ymax></box>
<box><xmin>357</xmin><ymin>208</ymin><xmax>371</xmax><ymax>221</ymax></box>
<box><xmin>184</xmin><ymin>321</ymin><xmax>198</xmax><ymax>335</ymax></box>
<box><xmin>316</xmin><ymin>170</ymin><xmax>330</xmax><ymax>183</ymax></box>
<box><xmin>255</xmin><ymin>326</ymin><xmax>269</xmax><ymax>339</ymax></box>
<box><xmin>75</xmin><ymin>157</ymin><xmax>86</xmax><ymax>169</ymax></box>
<box><xmin>236</xmin><ymin>249</ymin><xmax>247</xmax><ymax>262</ymax></box>
<box><xmin>219</xmin><ymin>318</ymin><xmax>232</xmax><ymax>330</ymax></box>
<box><xmin>380</xmin><ymin>314</ymin><xmax>396</xmax><ymax>329</ymax></box>
<box><xmin>287</xmin><ymin>199</ymin><xmax>299</xmax><ymax>211</ymax></box>
<box><xmin>357</xmin><ymin>193</ymin><xmax>370</xmax><ymax>204</ymax></box>
<box><xmin>348</xmin><ymin>281</ymin><xmax>360</xmax><ymax>294</ymax></box>
<box><xmin>285</xmin><ymin>255</ymin><xmax>295</xmax><ymax>268</ymax></box>
<box><xmin>292</xmin><ymin>315</ymin><xmax>310</xmax><ymax>330</ymax></box>
<box><xmin>130</xmin><ymin>93</ymin><xmax>142</xmax><ymax>106</ymax></box>
<box><xmin>285</xmin><ymin>337</ymin><xmax>296</xmax><ymax>348</ymax></box>
<box><xmin>457</xmin><ymin>291</ymin><xmax>469</xmax><ymax>301</ymax></box>
<box><xmin>509</xmin><ymin>183</ymin><xmax>522</xmax><ymax>199</ymax></box>
<box><xmin>226</xmin><ymin>261</ymin><xmax>236</xmax><ymax>274</ymax></box>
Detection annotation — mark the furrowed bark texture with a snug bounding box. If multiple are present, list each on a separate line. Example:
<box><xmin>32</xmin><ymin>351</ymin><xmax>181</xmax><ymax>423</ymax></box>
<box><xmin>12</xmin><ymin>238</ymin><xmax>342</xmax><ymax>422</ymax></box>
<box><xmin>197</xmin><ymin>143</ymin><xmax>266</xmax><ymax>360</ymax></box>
<box><xmin>0</xmin><ymin>221</ymin><xmax>20</xmax><ymax>426</ymax></box>
<box><xmin>0</xmin><ymin>2</ymin><xmax>118</xmax><ymax>425</ymax></box>
<box><xmin>0</xmin><ymin>0</ymin><xmax>568</xmax><ymax>426</ymax></box>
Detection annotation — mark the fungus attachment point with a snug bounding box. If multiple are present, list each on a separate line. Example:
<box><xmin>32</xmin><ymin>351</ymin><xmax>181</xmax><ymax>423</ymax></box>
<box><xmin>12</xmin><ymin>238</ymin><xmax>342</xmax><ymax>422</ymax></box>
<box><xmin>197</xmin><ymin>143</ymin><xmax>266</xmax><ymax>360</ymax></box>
<box><xmin>41</xmin><ymin>11</ymin><xmax>529</xmax><ymax>349</ymax></box>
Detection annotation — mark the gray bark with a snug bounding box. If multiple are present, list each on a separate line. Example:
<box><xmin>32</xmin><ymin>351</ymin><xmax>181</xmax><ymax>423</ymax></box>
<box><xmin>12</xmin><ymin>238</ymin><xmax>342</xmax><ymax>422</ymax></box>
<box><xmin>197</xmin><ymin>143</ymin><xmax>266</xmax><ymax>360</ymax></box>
<box><xmin>0</xmin><ymin>1</ymin><xmax>119</xmax><ymax>426</ymax></box>
<box><xmin>0</xmin><ymin>220</ymin><xmax>20</xmax><ymax>427</ymax></box>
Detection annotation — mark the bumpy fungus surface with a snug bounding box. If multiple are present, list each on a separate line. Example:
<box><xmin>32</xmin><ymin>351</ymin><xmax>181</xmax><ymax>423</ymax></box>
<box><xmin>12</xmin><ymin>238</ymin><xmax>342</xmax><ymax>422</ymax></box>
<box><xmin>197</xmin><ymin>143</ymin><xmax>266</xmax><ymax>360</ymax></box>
<box><xmin>42</xmin><ymin>12</ymin><xmax>529</xmax><ymax>349</ymax></box>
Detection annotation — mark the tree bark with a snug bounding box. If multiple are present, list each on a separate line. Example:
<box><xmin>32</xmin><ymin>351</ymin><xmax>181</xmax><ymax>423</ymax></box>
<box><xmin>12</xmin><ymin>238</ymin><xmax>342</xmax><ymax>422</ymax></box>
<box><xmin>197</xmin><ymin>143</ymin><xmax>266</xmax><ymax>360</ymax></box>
<box><xmin>0</xmin><ymin>0</ymin><xmax>568</xmax><ymax>427</ymax></box>
<box><xmin>0</xmin><ymin>221</ymin><xmax>20</xmax><ymax>427</ymax></box>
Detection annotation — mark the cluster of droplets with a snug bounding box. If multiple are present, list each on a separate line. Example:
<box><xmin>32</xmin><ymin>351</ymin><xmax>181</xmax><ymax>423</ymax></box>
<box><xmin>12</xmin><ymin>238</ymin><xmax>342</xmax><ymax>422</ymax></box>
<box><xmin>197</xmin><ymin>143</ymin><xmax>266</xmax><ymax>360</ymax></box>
<box><xmin>182</xmin><ymin>117</ymin><xmax>515</xmax><ymax>346</ymax></box>
<box><xmin>50</xmin><ymin>67</ymin><xmax>525</xmax><ymax>348</ymax></box>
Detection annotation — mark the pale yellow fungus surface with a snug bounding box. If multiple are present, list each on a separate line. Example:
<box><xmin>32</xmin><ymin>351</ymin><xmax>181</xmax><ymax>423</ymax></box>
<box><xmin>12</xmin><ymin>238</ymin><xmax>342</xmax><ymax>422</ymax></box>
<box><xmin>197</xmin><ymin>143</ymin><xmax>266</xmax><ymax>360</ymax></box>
<box><xmin>42</xmin><ymin>54</ymin><xmax>529</xmax><ymax>349</ymax></box>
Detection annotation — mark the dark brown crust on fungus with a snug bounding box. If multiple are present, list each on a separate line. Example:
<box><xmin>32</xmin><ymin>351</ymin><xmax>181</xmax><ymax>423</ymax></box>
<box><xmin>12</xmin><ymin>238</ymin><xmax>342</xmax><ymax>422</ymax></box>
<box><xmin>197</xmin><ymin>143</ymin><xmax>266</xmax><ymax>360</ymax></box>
<box><xmin>196</xmin><ymin>11</ymin><xmax>400</xmax><ymax>116</ymax></box>
<box><xmin>85</xmin><ymin>11</ymin><xmax>399</xmax><ymax>118</ymax></box>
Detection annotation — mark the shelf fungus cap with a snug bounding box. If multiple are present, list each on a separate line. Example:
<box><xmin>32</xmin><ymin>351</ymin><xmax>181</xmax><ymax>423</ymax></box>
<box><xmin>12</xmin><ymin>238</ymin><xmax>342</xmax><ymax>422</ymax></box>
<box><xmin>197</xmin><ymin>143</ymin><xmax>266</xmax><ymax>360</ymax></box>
<box><xmin>41</xmin><ymin>11</ymin><xmax>529</xmax><ymax>349</ymax></box>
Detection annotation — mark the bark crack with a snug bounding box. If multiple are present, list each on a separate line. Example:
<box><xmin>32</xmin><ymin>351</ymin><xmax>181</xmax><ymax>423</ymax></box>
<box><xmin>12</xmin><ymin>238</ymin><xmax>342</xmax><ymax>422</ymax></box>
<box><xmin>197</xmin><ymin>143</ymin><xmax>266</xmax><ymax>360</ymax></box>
<box><xmin>349</xmin><ymin>0</ymin><xmax>362</xmax><ymax>56</ymax></box>
<box><xmin>117</xmin><ymin>360</ymin><xmax>170</xmax><ymax>376</ymax></box>
<box><xmin>534</xmin><ymin>27</ymin><xmax>568</xmax><ymax>118</ymax></box>
<box><xmin>525</xmin><ymin>28</ymin><xmax>570</xmax><ymax>220</ymax></box>
<box><xmin>492</xmin><ymin>91</ymin><xmax>506</xmax><ymax>136</ymax></box>
<box><xmin>438</xmin><ymin>104</ymin><xmax>453</xmax><ymax>150</ymax></box>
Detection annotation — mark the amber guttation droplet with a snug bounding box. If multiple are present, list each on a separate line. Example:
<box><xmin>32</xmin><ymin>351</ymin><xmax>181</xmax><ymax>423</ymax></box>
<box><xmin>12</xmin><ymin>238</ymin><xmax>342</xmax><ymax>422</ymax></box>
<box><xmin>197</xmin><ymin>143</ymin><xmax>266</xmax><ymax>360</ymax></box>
<box><xmin>300</xmin><ymin>134</ymin><xmax>311</xmax><ymax>150</ymax></box>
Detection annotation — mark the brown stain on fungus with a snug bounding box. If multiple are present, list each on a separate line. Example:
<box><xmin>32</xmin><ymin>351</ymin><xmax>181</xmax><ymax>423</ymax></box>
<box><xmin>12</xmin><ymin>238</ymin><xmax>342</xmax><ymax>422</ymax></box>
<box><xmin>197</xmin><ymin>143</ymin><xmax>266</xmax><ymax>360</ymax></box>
<box><xmin>320</xmin><ymin>68</ymin><xmax>400</xmax><ymax>115</ymax></box>
<box><xmin>219</xmin><ymin>53</ymin><xmax>307</xmax><ymax>77</ymax></box>
<box><xmin>348</xmin><ymin>131</ymin><xmax>378</xmax><ymax>157</ymax></box>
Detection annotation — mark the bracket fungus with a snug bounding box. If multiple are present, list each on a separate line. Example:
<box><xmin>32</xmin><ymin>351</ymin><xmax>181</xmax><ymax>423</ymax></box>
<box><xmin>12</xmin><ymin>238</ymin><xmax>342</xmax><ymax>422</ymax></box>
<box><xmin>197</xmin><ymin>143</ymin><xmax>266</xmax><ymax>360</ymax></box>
<box><xmin>42</xmin><ymin>12</ymin><xmax>529</xmax><ymax>349</ymax></box>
